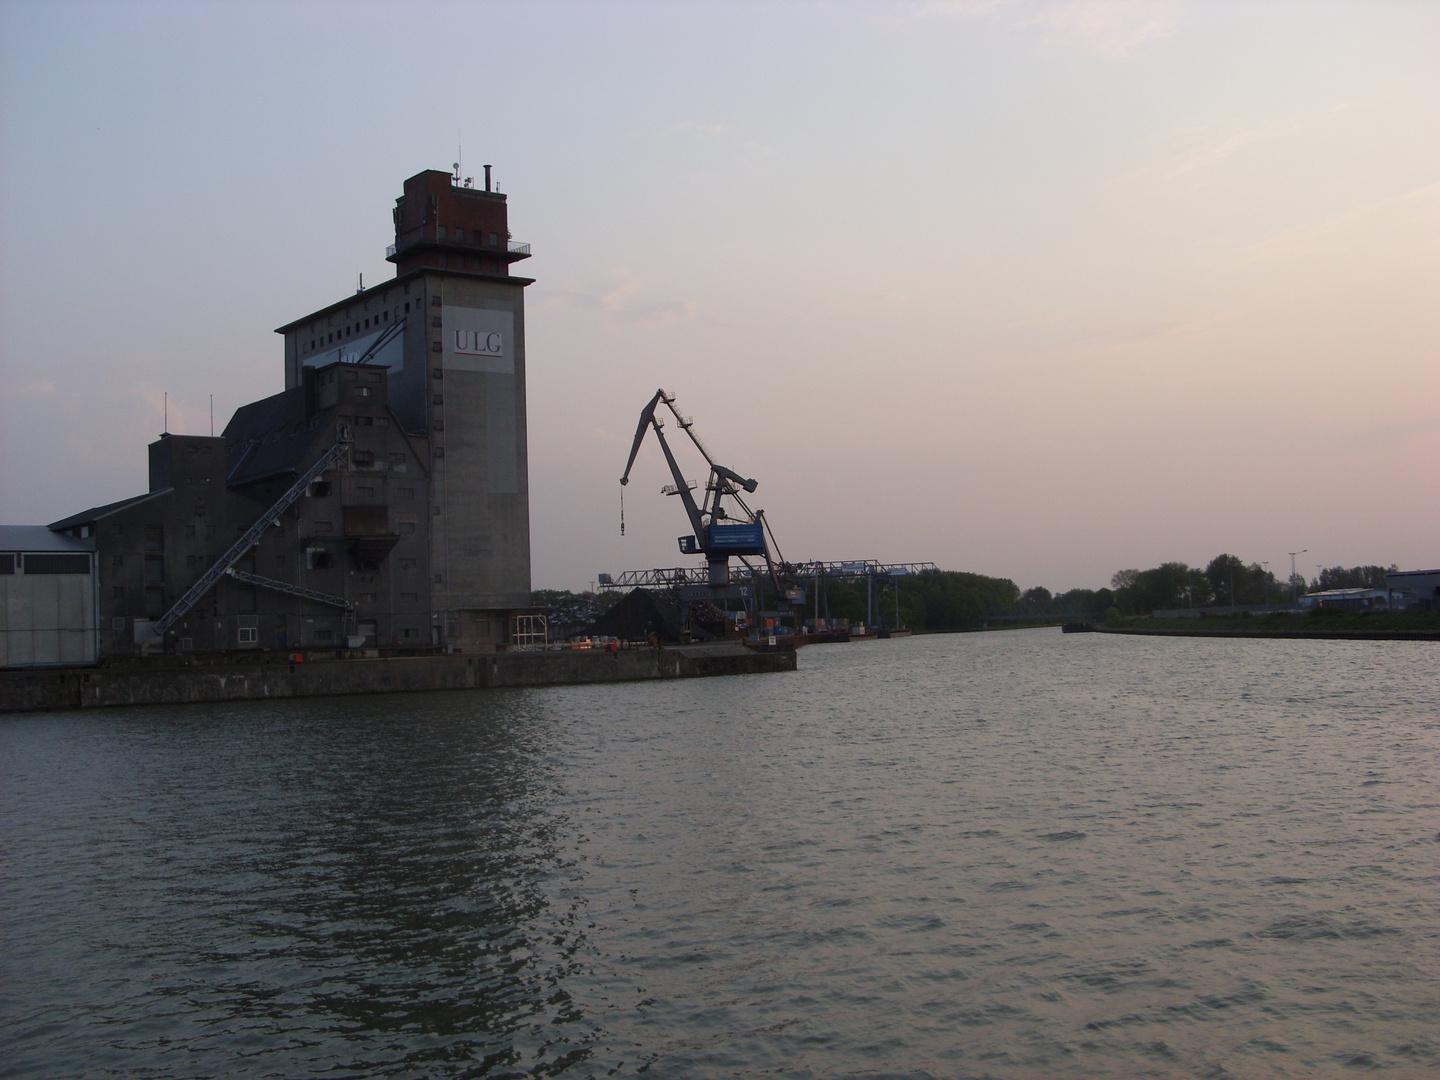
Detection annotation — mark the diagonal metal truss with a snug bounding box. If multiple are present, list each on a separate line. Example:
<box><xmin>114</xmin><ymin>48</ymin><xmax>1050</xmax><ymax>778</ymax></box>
<box><xmin>223</xmin><ymin>568</ymin><xmax>352</xmax><ymax>610</ymax></box>
<box><xmin>147</xmin><ymin>431</ymin><xmax>350</xmax><ymax>640</ymax></box>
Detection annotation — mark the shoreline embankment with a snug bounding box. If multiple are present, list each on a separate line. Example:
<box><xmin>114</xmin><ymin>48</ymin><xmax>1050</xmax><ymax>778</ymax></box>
<box><xmin>1</xmin><ymin>643</ymin><xmax>796</xmax><ymax>714</ymax></box>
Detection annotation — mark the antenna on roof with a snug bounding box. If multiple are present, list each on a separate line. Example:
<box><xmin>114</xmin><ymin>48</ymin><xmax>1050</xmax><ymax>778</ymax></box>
<box><xmin>357</xmin><ymin>271</ymin><xmax>364</xmax><ymax>294</ymax></box>
<box><xmin>210</xmin><ymin>395</ymin><xmax>214</xmax><ymax>437</ymax></box>
<box><xmin>163</xmin><ymin>392</ymin><xmax>168</xmax><ymax>435</ymax></box>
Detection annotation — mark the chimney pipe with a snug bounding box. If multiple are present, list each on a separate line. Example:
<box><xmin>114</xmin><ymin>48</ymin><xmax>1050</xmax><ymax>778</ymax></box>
<box><xmin>484</xmin><ymin>164</ymin><xmax>492</xmax><ymax>192</ymax></box>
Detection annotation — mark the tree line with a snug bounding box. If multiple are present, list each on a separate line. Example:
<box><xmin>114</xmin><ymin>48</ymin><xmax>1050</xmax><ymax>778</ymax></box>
<box><xmin>532</xmin><ymin>558</ymin><xmax>1397</xmax><ymax>634</ymax></box>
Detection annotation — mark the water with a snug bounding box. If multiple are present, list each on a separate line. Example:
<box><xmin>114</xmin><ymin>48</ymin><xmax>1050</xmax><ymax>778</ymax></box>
<box><xmin>2</xmin><ymin>630</ymin><xmax>1437</xmax><ymax>1079</ymax></box>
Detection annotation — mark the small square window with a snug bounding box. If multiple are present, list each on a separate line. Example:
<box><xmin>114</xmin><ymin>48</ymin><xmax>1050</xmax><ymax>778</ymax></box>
<box><xmin>433</xmin><ymin>395</ymin><xmax>443</xmax><ymax>406</ymax></box>
<box><xmin>432</xmin><ymin>367</ymin><xmax>443</xmax><ymax>379</ymax></box>
<box><xmin>431</xmin><ymin>296</ymin><xmax>442</xmax><ymax>307</ymax></box>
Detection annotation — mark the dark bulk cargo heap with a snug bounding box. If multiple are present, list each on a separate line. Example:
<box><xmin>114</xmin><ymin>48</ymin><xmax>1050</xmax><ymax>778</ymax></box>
<box><xmin>1</xmin><ymin>167</ymin><xmax>794</xmax><ymax>709</ymax></box>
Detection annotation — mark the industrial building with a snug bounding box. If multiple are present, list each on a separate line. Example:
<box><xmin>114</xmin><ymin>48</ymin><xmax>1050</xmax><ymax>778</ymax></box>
<box><xmin>0</xmin><ymin>527</ymin><xmax>97</xmax><ymax>666</ymax></box>
<box><xmin>6</xmin><ymin>168</ymin><xmax>534</xmax><ymax>665</ymax></box>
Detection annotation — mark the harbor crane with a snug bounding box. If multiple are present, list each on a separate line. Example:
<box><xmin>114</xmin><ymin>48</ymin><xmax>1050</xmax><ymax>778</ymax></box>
<box><xmin>620</xmin><ymin>389</ymin><xmax>780</xmax><ymax>593</ymax></box>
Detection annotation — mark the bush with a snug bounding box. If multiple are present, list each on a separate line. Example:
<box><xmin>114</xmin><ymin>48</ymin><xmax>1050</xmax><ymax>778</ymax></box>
<box><xmin>1102</xmin><ymin>606</ymin><xmax>1123</xmax><ymax>627</ymax></box>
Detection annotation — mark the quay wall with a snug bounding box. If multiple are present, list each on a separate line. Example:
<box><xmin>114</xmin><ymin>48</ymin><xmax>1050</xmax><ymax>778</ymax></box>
<box><xmin>0</xmin><ymin>646</ymin><xmax>796</xmax><ymax>714</ymax></box>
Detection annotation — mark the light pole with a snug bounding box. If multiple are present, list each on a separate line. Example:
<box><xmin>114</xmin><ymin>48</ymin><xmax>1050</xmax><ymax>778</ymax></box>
<box><xmin>1288</xmin><ymin>549</ymin><xmax>1307</xmax><ymax>609</ymax></box>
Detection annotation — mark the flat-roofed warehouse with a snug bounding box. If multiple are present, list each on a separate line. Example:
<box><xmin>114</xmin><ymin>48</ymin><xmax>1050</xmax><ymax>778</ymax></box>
<box><xmin>0</xmin><ymin>526</ymin><xmax>97</xmax><ymax>667</ymax></box>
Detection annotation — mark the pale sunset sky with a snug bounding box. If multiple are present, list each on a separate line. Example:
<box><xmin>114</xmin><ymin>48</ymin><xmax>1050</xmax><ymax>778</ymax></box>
<box><xmin>2</xmin><ymin>0</ymin><xmax>1435</xmax><ymax>592</ymax></box>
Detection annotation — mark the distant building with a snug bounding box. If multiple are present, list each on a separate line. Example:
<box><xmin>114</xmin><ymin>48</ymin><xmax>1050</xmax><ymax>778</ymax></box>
<box><xmin>1385</xmin><ymin>568</ymin><xmax>1440</xmax><ymax>612</ymax></box>
<box><xmin>1297</xmin><ymin>588</ymin><xmax>1390</xmax><ymax>612</ymax></box>
<box><xmin>5</xmin><ymin>168</ymin><xmax>534</xmax><ymax>666</ymax></box>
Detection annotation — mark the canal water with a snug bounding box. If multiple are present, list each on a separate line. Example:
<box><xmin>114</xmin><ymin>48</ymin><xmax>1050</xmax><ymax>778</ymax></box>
<box><xmin>2</xmin><ymin>631</ymin><xmax>1437</xmax><ymax>1078</ymax></box>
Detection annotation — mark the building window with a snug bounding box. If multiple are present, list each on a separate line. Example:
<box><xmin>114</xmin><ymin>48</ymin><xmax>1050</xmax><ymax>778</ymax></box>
<box><xmin>401</xmin><ymin>627</ymin><xmax>420</xmax><ymax>639</ymax></box>
<box><xmin>313</xmin><ymin>628</ymin><xmax>333</xmax><ymax>642</ymax></box>
<box><xmin>433</xmin><ymin>574</ymin><xmax>443</xmax><ymax>585</ymax></box>
<box><xmin>431</xmin><ymin>315</ymin><xmax>442</xmax><ymax>328</ymax></box>
<box><xmin>111</xmin><ymin>616</ymin><xmax>126</xmax><ymax>630</ymax></box>
<box><xmin>432</xmin><ymin>367</ymin><xmax>442</xmax><ymax>379</ymax></box>
<box><xmin>112</xmin><ymin>554</ymin><xmax>123</xmax><ymax>569</ymax></box>
<box><xmin>357</xmin><ymin>485</ymin><xmax>375</xmax><ymax>496</ymax></box>
<box><xmin>397</xmin><ymin>487</ymin><xmax>414</xmax><ymax>499</ymax></box>
<box><xmin>315</xmin><ymin>521</ymin><xmax>333</xmax><ymax>533</ymax></box>
<box><xmin>401</xmin><ymin>592</ymin><xmax>418</xmax><ymax>603</ymax></box>
<box><xmin>431</xmin><ymin>341</ymin><xmax>442</xmax><ymax>352</ymax></box>
<box><xmin>144</xmin><ymin>555</ymin><xmax>164</xmax><ymax>583</ymax></box>
<box><xmin>359</xmin><ymin>593</ymin><xmax>377</xmax><ymax>604</ymax></box>
<box><xmin>389</xmin><ymin>452</ymin><xmax>405</xmax><ymax>464</ymax></box>
<box><xmin>399</xmin><ymin>558</ymin><xmax>416</xmax><ymax>569</ymax></box>
<box><xmin>185</xmin><ymin>524</ymin><xmax>197</xmax><ymax>538</ymax></box>
<box><xmin>434</xmin><ymin>420</ymin><xmax>444</xmax><ymax>432</ymax></box>
<box><xmin>432</xmin><ymin>296</ymin><xmax>442</xmax><ymax>307</ymax></box>
<box><xmin>144</xmin><ymin>586</ymin><xmax>165</xmax><ymax>616</ymax></box>
<box><xmin>143</xmin><ymin>524</ymin><xmax>164</xmax><ymax>551</ymax></box>
<box><xmin>433</xmin><ymin>395</ymin><xmax>443</xmax><ymax>406</ymax></box>
<box><xmin>356</xmin><ymin>387</ymin><xmax>371</xmax><ymax>397</ymax></box>
<box><xmin>489</xmin><ymin>232</ymin><xmax>498</xmax><ymax>245</ymax></box>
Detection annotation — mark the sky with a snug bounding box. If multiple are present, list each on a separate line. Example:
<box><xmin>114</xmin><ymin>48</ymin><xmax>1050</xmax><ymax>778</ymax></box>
<box><xmin>1</xmin><ymin>0</ymin><xmax>1435</xmax><ymax>593</ymax></box>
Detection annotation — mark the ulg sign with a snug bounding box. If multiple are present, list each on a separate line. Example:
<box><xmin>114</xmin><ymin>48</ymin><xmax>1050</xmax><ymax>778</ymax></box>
<box><xmin>454</xmin><ymin>329</ymin><xmax>502</xmax><ymax>358</ymax></box>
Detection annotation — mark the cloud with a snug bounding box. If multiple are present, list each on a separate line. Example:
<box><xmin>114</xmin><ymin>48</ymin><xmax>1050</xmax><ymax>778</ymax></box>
<box><xmin>537</xmin><ymin>270</ymin><xmax>706</xmax><ymax>326</ymax></box>
<box><xmin>1159</xmin><ymin>102</ymin><xmax>1355</xmax><ymax>179</ymax></box>
<box><xmin>1342</xmin><ymin>414</ymin><xmax>1440</xmax><ymax>454</ymax></box>
<box><xmin>1238</xmin><ymin>182</ymin><xmax>1440</xmax><ymax>265</ymax></box>
<box><xmin>914</xmin><ymin>0</ymin><xmax>1181</xmax><ymax>58</ymax></box>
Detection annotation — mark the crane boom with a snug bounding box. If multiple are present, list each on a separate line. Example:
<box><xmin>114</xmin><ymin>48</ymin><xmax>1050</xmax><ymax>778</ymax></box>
<box><xmin>618</xmin><ymin>389</ymin><xmax>768</xmax><ymax>587</ymax></box>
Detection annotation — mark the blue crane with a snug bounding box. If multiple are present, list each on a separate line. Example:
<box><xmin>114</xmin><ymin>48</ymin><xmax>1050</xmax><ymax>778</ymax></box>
<box><xmin>620</xmin><ymin>389</ymin><xmax>776</xmax><ymax>590</ymax></box>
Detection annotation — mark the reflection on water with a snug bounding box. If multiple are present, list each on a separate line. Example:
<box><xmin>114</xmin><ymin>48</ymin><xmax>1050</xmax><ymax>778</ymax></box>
<box><xmin>2</xmin><ymin>632</ymin><xmax>1437</xmax><ymax>1078</ymax></box>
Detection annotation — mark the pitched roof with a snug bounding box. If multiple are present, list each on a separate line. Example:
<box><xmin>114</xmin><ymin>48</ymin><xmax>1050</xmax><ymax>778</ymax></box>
<box><xmin>223</xmin><ymin>387</ymin><xmax>336</xmax><ymax>486</ymax></box>
<box><xmin>48</xmin><ymin>490</ymin><xmax>169</xmax><ymax>531</ymax></box>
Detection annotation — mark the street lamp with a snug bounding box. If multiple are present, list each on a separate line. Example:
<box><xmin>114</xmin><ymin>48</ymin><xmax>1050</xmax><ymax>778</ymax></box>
<box><xmin>1288</xmin><ymin>549</ymin><xmax>1307</xmax><ymax>608</ymax></box>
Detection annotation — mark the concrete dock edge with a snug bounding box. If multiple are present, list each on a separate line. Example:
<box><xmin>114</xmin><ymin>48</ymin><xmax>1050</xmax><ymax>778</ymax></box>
<box><xmin>1</xmin><ymin>645</ymin><xmax>796</xmax><ymax>714</ymax></box>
